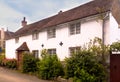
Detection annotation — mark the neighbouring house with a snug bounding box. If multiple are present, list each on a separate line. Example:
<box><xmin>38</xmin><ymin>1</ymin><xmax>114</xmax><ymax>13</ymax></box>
<box><xmin>0</xmin><ymin>28</ymin><xmax>14</xmax><ymax>49</ymax></box>
<box><xmin>5</xmin><ymin>0</ymin><xmax>120</xmax><ymax>61</ymax></box>
<box><xmin>0</xmin><ymin>28</ymin><xmax>5</xmax><ymax>49</ymax></box>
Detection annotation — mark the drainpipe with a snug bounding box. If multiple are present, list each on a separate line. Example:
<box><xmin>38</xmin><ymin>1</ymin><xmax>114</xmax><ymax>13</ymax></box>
<box><xmin>102</xmin><ymin>19</ymin><xmax>105</xmax><ymax>45</ymax></box>
<box><xmin>102</xmin><ymin>12</ymin><xmax>109</xmax><ymax>45</ymax></box>
<box><xmin>102</xmin><ymin>17</ymin><xmax>105</xmax><ymax>64</ymax></box>
<box><xmin>102</xmin><ymin>12</ymin><xmax>109</xmax><ymax>63</ymax></box>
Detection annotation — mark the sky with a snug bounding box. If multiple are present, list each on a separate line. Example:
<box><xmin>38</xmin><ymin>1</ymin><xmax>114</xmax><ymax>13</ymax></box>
<box><xmin>0</xmin><ymin>0</ymin><xmax>91</xmax><ymax>32</ymax></box>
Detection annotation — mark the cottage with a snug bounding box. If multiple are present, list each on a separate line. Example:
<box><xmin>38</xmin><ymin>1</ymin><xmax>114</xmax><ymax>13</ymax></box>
<box><xmin>0</xmin><ymin>28</ymin><xmax>14</xmax><ymax>49</ymax></box>
<box><xmin>5</xmin><ymin>0</ymin><xmax>120</xmax><ymax>60</ymax></box>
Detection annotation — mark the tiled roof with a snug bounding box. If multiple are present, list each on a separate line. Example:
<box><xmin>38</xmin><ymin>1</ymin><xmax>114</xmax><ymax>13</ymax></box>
<box><xmin>14</xmin><ymin>0</ymin><xmax>112</xmax><ymax>38</ymax></box>
<box><xmin>111</xmin><ymin>0</ymin><xmax>120</xmax><ymax>25</ymax></box>
<box><xmin>16</xmin><ymin>42</ymin><xmax>29</xmax><ymax>51</ymax></box>
<box><xmin>5</xmin><ymin>31</ymin><xmax>15</xmax><ymax>40</ymax></box>
<box><xmin>0</xmin><ymin>30</ymin><xmax>14</xmax><ymax>40</ymax></box>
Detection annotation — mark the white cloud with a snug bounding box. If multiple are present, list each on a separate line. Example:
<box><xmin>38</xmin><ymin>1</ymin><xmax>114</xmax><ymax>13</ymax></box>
<box><xmin>0</xmin><ymin>0</ymin><xmax>91</xmax><ymax>32</ymax></box>
<box><xmin>0</xmin><ymin>1</ymin><xmax>27</xmax><ymax>31</ymax></box>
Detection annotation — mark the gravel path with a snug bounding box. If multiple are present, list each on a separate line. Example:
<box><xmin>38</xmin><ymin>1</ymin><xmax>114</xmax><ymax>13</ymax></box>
<box><xmin>0</xmin><ymin>67</ymin><xmax>51</xmax><ymax>82</ymax></box>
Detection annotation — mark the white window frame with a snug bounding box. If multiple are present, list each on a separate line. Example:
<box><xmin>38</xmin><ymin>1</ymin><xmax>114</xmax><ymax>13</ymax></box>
<box><xmin>47</xmin><ymin>49</ymin><xmax>56</xmax><ymax>55</ymax></box>
<box><xmin>32</xmin><ymin>33</ymin><xmax>39</xmax><ymax>40</ymax></box>
<box><xmin>15</xmin><ymin>37</ymin><xmax>19</xmax><ymax>43</ymax></box>
<box><xmin>69</xmin><ymin>22</ymin><xmax>81</xmax><ymax>35</ymax></box>
<box><xmin>69</xmin><ymin>46</ymin><xmax>81</xmax><ymax>56</ymax></box>
<box><xmin>47</xmin><ymin>28</ymin><xmax>56</xmax><ymax>39</ymax></box>
<box><xmin>32</xmin><ymin>50</ymin><xmax>39</xmax><ymax>58</ymax></box>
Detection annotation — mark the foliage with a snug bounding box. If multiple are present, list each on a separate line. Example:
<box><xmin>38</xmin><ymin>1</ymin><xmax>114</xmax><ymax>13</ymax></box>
<box><xmin>40</xmin><ymin>49</ymin><xmax>48</xmax><ymax>58</ymax></box>
<box><xmin>0</xmin><ymin>54</ymin><xmax>17</xmax><ymax>69</ymax></box>
<box><xmin>37</xmin><ymin>50</ymin><xmax>64</xmax><ymax>80</ymax></box>
<box><xmin>0</xmin><ymin>55</ymin><xmax>5</xmax><ymax>66</ymax></box>
<box><xmin>65</xmin><ymin>49</ymin><xmax>107</xmax><ymax>82</ymax></box>
<box><xmin>3</xmin><ymin>59</ymin><xmax>17</xmax><ymax>69</ymax></box>
<box><xmin>110</xmin><ymin>41</ymin><xmax>120</xmax><ymax>52</ymax></box>
<box><xmin>22</xmin><ymin>53</ymin><xmax>39</xmax><ymax>73</ymax></box>
<box><xmin>87</xmin><ymin>37</ymin><xmax>110</xmax><ymax>64</ymax></box>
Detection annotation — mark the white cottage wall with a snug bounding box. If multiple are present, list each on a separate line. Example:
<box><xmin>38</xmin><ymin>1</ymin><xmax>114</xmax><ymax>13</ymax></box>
<box><xmin>110</xmin><ymin>13</ymin><xmax>120</xmax><ymax>44</ymax></box>
<box><xmin>6</xmin><ymin>39</ymin><xmax>16</xmax><ymax>58</ymax></box>
<box><xmin>6</xmin><ymin>16</ymin><xmax>107</xmax><ymax>61</ymax></box>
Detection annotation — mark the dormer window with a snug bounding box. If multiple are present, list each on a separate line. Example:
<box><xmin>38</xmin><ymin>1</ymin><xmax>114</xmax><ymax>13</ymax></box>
<box><xmin>32</xmin><ymin>33</ymin><xmax>39</xmax><ymax>40</ymax></box>
<box><xmin>69</xmin><ymin>22</ymin><xmax>81</xmax><ymax>35</ymax></box>
<box><xmin>47</xmin><ymin>28</ymin><xmax>56</xmax><ymax>39</ymax></box>
<box><xmin>15</xmin><ymin>37</ymin><xmax>19</xmax><ymax>43</ymax></box>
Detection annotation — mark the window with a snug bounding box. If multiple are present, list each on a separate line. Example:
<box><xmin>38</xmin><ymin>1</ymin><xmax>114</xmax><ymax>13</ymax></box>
<box><xmin>69</xmin><ymin>46</ymin><xmax>81</xmax><ymax>55</ymax></box>
<box><xmin>32</xmin><ymin>33</ymin><xmax>39</xmax><ymax>40</ymax></box>
<box><xmin>47</xmin><ymin>28</ymin><xmax>56</xmax><ymax>39</ymax></box>
<box><xmin>69</xmin><ymin>22</ymin><xmax>80</xmax><ymax>35</ymax></box>
<box><xmin>15</xmin><ymin>37</ymin><xmax>19</xmax><ymax>43</ymax></box>
<box><xmin>3</xmin><ymin>41</ymin><xmax>5</xmax><ymax>48</ymax></box>
<box><xmin>118</xmin><ymin>25</ymin><xmax>120</xmax><ymax>28</ymax></box>
<box><xmin>32</xmin><ymin>50</ymin><xmax>39</xmax><ymax>58</ymax></box>
<box><xmin>48</xmin><ymin>49</ymin><xmax>56</xmax><ymax>55</ymax></box>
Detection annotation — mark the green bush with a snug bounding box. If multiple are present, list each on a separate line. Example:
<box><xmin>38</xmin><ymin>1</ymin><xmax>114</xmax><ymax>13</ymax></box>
<box><xmin>65</xmin><ymin>50</ymin><xmax>107</xmax><ymax>82</ymax></box>
<box><xmin>22</xmin><ymin>53</ymin><xmax>39</xmax><ymax>73</ymax></box>
<box><xmin>110</xmin><ymin>42</ymin><xmax>120</xmax><ymax>51</ymax></box>
<box><xmin>0</xmin><ymin>55</ymin><xmax>5</xmax><ymax>66</ymax></box>
<box><xmin>4</xmin><ymin>59</ymin><xmax>17</xmax><ymax>69</ymax></box>
<box><xmin>37</xmin><ymin>52</ymin><xmax>64</xmax><ymax>80</ymax></box>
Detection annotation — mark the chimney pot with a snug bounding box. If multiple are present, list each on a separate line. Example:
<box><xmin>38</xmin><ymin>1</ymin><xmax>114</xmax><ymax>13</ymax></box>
<box><xmin>58</xmin><ymin>10</ymin><xmax>62</xmax><ymax>14</ymax></box>
<box><xmin>21</xmin><ymin>17</ymin><xmax>27</xmax><ymax>27</ymax></box>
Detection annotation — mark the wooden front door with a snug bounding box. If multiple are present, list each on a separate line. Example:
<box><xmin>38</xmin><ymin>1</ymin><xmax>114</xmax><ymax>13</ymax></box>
<box><xmin>110</xmin><ymin>54</ymin><xmax>120</xmax><ymax>82</ymax></box>
<box><xmin>17</xmin><ymin>51</ymin><xmax>23</xmax><ymax>70</ymax></box>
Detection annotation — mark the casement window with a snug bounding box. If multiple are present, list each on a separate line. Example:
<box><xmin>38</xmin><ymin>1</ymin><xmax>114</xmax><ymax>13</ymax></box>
<box><xmin>118</xmin><ymin>25</ymin><xmax>120</xmax><ymax>28</ymax></box>
<box><xmin>69</xmin><ymin>22</ymin><xmax>81</xmax><ymax>35</ymax></box>
<box><xmin>15</xmin><ymin>37</ymin><xmax>19</xmax><ymax>43</ymax></box>
<box><xmin>32</xmin><ymin>50</ymin><xmax>39</xmax><ymax>58</ymax></box>
<box><xmin>48</xmin><ymin>49</ymin><xmax>56</xmax><ymax>55</ymax></box>
<box><xmin>32</xmin><ymin>33</ymin><xmax>39</xmax><ymax>40</ymax></box>
<box><xmin>69</xmin><ymin>46</ymin><xmax>81</xmax><ymax>55</ymax></box>
<box><xmin>47</xmin><ymin>28</ymin><xmax>56</xmax><ymax>39</ymax></box>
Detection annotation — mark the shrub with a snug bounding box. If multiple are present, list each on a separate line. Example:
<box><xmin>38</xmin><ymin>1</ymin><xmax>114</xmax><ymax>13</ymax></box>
<box><xmin>110</xmin><ymin>42</ymin><xmax>120</xmax><ymax>51</ymax></box>
<box><xmin>0</xmin><ymin>55</ymin><xmax>5</xmax><ymax>66</ymax></box>
<box><xmin>65</xmin><ymin>50</ymin><xmax>107</xmax><ymax>82</ymax></box>
<box><xmin>88</xmin><ymin>37</ymin><xmax>110</xmax><ymax>63</ymax></box>
<box><xmin>21</xmin><ymin>53</ymin><xmax>39</xmax><ymax>73</ymax></box>
<box><xmin>37</xmin><ymin>51</ymin><xmax>64</xmax><ymax>80</ymax></box>
<box><xmin>4</xmin><ymin>59</ymin><xmax>17</xmax><ymax>69</ymax></box>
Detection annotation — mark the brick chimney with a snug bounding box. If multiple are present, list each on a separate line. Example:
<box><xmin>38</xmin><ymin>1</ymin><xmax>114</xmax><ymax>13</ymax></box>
<box><xmin>21</xmin><ymin>17</ymin><xmax>27</xmax><ymax>27</ymax></box>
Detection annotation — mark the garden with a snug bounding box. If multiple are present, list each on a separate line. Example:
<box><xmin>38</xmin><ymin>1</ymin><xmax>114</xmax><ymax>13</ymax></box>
<box><xmin>0</xmin><ymin>37</ymin><xmax>119</xmax><ymax>82</ymax></box>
